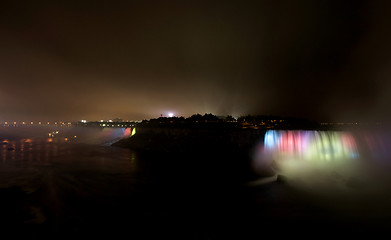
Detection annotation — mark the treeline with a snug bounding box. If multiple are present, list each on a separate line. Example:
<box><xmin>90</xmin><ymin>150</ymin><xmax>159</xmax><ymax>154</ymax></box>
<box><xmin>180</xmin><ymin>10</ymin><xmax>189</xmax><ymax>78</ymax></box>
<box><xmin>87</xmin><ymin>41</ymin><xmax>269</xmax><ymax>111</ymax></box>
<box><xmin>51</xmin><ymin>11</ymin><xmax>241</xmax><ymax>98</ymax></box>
<box><xmin>140</xmin><ymin>113</ymin><xmax>321</xmax><ymax>130</ymax></box>
<box><xmin>140</xmin><ymin>113</ymin><xmax>234</xmax><ymax>128</ymax></box>
<box><xmin>237</xmin><ymin>114</ymin><xmax>320</xmax><ymax>128</ymax></box>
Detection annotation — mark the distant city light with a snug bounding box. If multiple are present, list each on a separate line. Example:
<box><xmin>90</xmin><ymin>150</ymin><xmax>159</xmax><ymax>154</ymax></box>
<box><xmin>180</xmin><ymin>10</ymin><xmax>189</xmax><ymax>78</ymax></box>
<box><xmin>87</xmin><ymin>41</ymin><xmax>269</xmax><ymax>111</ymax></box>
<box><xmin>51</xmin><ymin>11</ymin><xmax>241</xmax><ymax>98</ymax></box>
<box><xmin>81</xmin><ymin>120</ymin><xmax>87</xmax><ymax>123</ymax></box>
<box><xmin>168</xmin><ymin>113</ymin><xmax>174</xmax><ymax>118</ymax></box>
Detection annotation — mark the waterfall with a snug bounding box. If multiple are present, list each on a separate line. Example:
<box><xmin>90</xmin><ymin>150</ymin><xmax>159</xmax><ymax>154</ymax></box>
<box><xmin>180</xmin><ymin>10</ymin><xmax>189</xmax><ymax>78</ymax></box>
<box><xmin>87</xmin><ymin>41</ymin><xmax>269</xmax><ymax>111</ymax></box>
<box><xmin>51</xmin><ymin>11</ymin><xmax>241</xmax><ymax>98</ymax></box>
<box><xmin>251</xmin><ymin>129</ymin><xmax>391</xmax><ymax>191</ymax></box>
<box><xmin>263</xmin><ymin>130</ymin><xmax>359</xmax><ymax>162</ymax></box>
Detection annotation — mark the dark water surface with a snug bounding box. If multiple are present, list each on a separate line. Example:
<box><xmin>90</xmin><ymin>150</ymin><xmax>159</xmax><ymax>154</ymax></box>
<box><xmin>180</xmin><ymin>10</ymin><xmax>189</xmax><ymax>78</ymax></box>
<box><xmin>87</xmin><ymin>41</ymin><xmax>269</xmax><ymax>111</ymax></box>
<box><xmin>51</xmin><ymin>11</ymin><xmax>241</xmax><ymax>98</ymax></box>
<box><xmin>1</xmin><ymin>136</ymin><xmax>391</xmax><ymax>239</ymax></box>
<box><xmin>0</xmin><ymin>137</ymin><xmax>260</xmax><ymax>239</ymax></box>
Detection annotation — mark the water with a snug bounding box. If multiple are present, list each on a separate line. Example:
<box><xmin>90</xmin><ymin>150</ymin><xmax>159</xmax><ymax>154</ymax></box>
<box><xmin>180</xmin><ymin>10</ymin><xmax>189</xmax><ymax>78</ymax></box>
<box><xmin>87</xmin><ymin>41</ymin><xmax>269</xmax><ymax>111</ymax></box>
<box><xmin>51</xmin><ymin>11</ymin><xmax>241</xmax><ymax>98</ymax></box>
<box><xmin>1</xmin><ymin>137</ymin><xmax>139</xmax><ymax>235</ymax></box>
<box><xmin>252</xmin><ymin>129</ymin><xmax>391</xmax><ymax>202</ymax></box>
<box><xmin>0</xmin><ymin>130</ymin><xmax>256</xmax><ymax>239</ymax></box>
<box><xmin>2</xmin><ymin>128</ymin><xmax>391</xmax><ymax>238</ymax></box>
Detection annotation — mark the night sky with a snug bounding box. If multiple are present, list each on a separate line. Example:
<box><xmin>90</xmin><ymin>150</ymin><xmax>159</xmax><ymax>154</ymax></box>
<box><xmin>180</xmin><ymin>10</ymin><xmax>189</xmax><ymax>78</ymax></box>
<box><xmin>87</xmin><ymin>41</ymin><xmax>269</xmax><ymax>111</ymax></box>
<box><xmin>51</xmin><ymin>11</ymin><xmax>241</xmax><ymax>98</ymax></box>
<box><xmin>1</xmin><ymin>0</ymin><xmax>390</xmax><ymax>123</ymax></box>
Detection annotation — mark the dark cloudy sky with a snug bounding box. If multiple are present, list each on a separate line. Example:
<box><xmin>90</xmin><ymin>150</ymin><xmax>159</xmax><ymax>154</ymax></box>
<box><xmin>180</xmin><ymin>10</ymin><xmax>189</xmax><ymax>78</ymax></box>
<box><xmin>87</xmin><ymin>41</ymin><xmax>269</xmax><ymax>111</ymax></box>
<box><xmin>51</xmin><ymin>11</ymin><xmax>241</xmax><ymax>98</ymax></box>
<box><xmin>0</xmin><ymin>0</ymin><xmax>390</xmax><ymax>122</ymax></box>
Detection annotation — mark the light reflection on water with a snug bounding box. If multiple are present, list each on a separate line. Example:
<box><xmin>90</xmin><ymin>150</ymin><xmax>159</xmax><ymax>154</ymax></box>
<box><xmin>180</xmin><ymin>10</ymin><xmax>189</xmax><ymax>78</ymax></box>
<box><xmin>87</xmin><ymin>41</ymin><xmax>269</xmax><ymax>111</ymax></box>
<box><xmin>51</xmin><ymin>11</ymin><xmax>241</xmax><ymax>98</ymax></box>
<box><xmin>0</xmin><ymin>137</ymin><xmax>139</xmax><ymax>190</ymax></box>
<box><xmin>0</xmin><ymin>135</ymin><xmax>247</xmax><ymax>238</ymax></box>
<box><xmin>0</xmin><ymin>135</ymin><xmax>161</xmax><ymax>237</ymax></box>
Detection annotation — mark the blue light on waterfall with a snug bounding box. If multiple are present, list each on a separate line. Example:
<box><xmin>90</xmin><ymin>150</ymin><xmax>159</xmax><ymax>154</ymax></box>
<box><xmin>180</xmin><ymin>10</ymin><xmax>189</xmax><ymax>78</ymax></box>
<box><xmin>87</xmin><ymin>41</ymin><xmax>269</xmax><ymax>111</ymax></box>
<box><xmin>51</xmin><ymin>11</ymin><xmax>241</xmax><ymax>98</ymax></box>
<box><xmin>263</xmin><ymin>130</ymin><xmax>359</xmax><ymax>161</ymax></box>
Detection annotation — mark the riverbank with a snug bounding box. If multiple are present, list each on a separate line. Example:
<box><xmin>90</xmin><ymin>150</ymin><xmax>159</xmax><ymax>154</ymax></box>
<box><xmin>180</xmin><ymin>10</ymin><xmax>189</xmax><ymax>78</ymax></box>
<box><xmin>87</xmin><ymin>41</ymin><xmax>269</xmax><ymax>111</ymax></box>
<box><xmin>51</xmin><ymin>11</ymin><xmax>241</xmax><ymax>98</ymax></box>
<box><xmin>112</xmin><ymin>126</ymin><xmax>264</xmax><ymax>152</ymax></box>
<box><xmin>111</xmin><ymin>126</ymin><xmax>275</xmax><ymax>180</ymax></box>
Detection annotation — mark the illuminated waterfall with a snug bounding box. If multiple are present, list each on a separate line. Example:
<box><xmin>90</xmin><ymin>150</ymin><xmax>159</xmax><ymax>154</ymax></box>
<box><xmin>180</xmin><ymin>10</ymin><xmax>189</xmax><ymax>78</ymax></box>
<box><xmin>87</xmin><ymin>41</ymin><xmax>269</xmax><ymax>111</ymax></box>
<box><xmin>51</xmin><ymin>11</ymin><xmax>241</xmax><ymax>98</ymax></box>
<box><xmin>252</xmin><ymin>130</ymin><xmax>363</xmax><ymax>181</ymax></box>
<box><xmin>252</xmin><ymin>129</ymin><xmax>391</xmax><ymax>192</ymax></box>
<box><xmin>122</xmin><ymin>128</ymin><xmax>132</xmax><ymax>138</ymax></box>
<box><xmin>264</xmin><ymin>130</ymin><xmax>359</xmax><ymax>162</ymax></box>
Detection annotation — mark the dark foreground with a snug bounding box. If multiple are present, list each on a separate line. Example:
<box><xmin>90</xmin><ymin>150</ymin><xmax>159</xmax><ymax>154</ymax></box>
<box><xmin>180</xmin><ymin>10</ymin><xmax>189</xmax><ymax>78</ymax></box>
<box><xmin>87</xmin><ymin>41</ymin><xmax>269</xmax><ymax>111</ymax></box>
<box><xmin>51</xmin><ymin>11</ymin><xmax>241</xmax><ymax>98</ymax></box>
<box><xmin>1</xmin><ymin>141</ymin><xmax>391</xmax><ymax>239</ymax></box>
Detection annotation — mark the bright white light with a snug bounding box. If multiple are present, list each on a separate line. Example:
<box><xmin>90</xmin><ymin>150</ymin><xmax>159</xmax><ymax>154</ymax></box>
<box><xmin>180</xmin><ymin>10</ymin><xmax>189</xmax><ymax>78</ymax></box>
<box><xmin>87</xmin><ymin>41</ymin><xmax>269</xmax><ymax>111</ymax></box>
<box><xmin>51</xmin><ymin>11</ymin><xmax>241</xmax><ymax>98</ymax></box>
<box><xmin>168</xmin><ymin>113</ymin><xmax>174</xmax><ymax>118</ymax></box>
<box><xmin>81</xmin><ymin>120</ymin><xmax>87</xmax><ymax>123</ymax></box>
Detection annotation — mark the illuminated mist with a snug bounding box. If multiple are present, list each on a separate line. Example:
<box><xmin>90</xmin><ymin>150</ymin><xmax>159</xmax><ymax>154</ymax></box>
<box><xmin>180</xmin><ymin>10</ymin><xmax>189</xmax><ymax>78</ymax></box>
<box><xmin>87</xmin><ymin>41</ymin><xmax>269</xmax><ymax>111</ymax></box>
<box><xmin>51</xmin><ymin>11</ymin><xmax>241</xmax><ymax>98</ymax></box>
<box><xmin>253</xmin><ymin>129</ymin><xmax>391</xmax><ymax>195</ymax></box>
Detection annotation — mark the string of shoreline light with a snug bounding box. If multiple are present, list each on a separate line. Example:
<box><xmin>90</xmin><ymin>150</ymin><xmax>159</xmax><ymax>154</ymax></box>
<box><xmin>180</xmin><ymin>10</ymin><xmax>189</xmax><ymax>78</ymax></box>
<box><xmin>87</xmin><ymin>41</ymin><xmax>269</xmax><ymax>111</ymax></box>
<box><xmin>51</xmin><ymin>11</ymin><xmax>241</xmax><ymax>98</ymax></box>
<box><xmin>0</xmin><ymin>119</ymin><xmax>139</xmax><ymax>128</ymax></box>
<box><xmin>0</xmin><ymin>121</ymin><xmax>72</xmax><ymax>126</ymax></box>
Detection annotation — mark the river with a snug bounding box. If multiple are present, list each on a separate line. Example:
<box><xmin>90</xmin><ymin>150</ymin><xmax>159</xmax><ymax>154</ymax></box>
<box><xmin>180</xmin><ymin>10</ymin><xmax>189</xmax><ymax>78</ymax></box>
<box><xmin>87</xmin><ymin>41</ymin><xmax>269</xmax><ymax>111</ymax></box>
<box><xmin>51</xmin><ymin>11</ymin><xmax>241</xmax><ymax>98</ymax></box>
<box><xmin>1</xmin><ymin>127</ymin><xmax>391</xmax><ymax>239</ymax></box>
<box><xmin>0</xmin><ymin>129</ymin><xmax>259</xmax><ymax>239</ymax></box>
